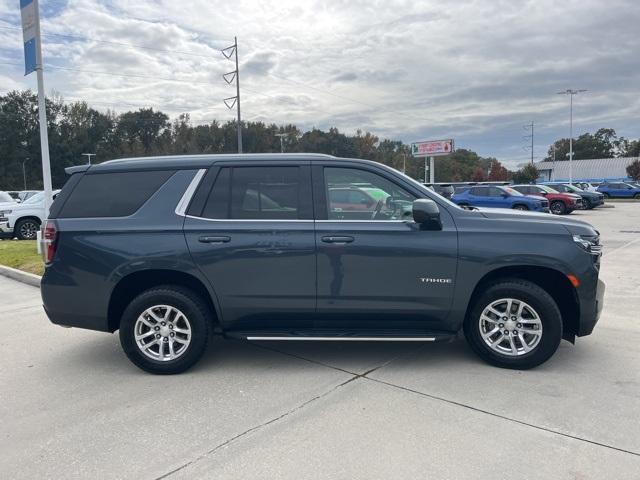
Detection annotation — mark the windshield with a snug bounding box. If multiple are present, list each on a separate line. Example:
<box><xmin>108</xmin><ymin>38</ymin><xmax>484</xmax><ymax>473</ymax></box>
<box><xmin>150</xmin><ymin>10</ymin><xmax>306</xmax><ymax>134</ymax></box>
<box><xmin>502</xmin><ymin>187</ymin><xmax>524</xmax><ymax>196</ymax></box>
<box><xmin>538</xmin><ymin>185</ymin><xmax>558</xmax><ymax>193</ymax></box>
<box><xmin>23</xmin><ymin>191</ymin><xmax>44</xmax><ymax>204</ymax></box>
<box><xmin>564</xmin><ymin>184</ymin><xmax>583</xmax><ymax>192</ymax></box>
<box><xmin>0</xmin><ymin>192</ymin><xmax>14</xmax><ymax>203</ymax></box>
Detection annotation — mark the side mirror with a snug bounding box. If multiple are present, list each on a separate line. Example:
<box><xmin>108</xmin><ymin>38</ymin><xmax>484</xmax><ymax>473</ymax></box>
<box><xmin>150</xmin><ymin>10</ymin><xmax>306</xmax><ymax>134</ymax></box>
<box><xmin>412</xmin><ymin>199</ymin><xmax>441</xmax><ymax>228</ymax></box>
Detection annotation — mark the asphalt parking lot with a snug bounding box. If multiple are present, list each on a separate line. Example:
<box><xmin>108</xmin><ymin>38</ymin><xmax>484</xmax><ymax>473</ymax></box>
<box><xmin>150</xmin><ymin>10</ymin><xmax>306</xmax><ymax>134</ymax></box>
<box><xmin>1</xmin><ymin>204</ymin><xmax>639</xmax><ymax>479</ymax></box>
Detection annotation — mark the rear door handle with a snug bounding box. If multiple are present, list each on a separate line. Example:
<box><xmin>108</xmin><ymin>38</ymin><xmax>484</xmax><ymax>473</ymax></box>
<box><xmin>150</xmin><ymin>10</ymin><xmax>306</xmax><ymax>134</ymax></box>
<box><xmin>198</xmin><ymin>235</ymin><xmax>230</xmax><ymax>244</ymax></box>
<box><xmin>321</xmin><ymin>235</ymin><xmax>354</xmax><ymax>244</ymax></box>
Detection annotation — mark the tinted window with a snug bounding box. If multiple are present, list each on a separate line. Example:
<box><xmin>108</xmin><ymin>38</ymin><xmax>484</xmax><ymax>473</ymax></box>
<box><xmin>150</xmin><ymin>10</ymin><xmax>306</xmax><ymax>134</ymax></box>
<box><xmin>488</xmin><ymin>187</ymin><xmax>504</xmax><ymax>197</ymax></box>
<box><xmin>324</xmin><ymin>167</ymin><xmax>415</xmax><ymax>220</ymax></box>
<box><xmin>59</xmin><ymin>170</ymin><xmax>174</xmax><ymax>218</ymax></box>
<box><xmin>202</xmin><ymin>167</ymin><xmax>302</xmax><ymax>220</ymax></box>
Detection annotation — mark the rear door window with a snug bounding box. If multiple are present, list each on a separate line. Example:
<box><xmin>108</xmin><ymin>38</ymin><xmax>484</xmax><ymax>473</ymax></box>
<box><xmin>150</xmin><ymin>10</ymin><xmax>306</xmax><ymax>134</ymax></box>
<box><xmin>58</xmin><ymin>170</ymin><xmax>175</xmax><ymax>218</ymax></box>
<box><xmin>200</xmin><ymin>166</ymin><xmax>310</xmax><ymax>220</ymax></box>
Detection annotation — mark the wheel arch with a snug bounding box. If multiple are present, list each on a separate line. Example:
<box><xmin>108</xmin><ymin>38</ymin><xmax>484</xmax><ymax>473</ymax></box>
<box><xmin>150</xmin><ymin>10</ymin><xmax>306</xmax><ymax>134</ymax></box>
<box><xmin>464</xmin><ymin>265</ymin><xmax>580</xmax><ymax>342</ymax></box>
<box><xmin>107</xmin><ymin>269</ymin><xmax>220</xmax><ymax>332</ymax></box>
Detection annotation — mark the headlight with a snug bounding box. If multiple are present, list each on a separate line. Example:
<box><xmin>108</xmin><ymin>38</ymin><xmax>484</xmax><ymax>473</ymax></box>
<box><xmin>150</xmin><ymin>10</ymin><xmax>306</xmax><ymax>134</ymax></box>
<box><xmin>573</xmin><ymin>235</ymin><xmax>602</xmax><ymax>255</ymax></box>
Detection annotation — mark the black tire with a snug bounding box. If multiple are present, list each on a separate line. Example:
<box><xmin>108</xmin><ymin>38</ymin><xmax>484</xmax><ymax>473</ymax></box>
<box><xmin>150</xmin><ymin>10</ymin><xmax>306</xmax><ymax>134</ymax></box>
<box><xmin>603</xmin><ymin>193</ymin><xmax>610</xmax><ymax>199</ymax></box>
<box><xmin>458</xmin><ymin>203</ymin><xmax>470</xmax><ymax>209</ymax></box>
<box><xmin>583</xmin><ymin>198</ymin><xmax>592</xmax><ymax>210</ymax></box>
<box><xmin>15</xmin><ymin>218</ymin><xmax>40</xmax><ymax>240</ymax></box>
<box><xmin>119</xmin><ymin>286</ymin><xmax>210</xmax><ymax>374</ymax></box>
<box><xmin>550</xmin><ymin>201</ymin><xmax>566</xmax><ymax>215</ymax></box>
<box><xmin>463</xmin><ymin>279</ymin><xmax>562</xmax><ymax>369</ymax></box>
<box><xmin>634</xmin><ymin>193</ymin><xmax>640</xmax><ymax>199</ymax></box>
<box><xmin>513</xmin><ymin>204</ymin><xmax>528</xmax><ymax>211</ymax></box>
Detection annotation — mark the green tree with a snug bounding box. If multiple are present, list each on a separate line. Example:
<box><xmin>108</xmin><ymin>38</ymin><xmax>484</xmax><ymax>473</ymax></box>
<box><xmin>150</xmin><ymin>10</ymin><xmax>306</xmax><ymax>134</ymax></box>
<box><xmin>626</xmin><ymin>160</ymin><xmax>640</xmax><ymax>181</ymax></box>
<box><xmin>511</xmin><ymin>164</ymin><xmax>539</xmax><ymax>184</ymax></box>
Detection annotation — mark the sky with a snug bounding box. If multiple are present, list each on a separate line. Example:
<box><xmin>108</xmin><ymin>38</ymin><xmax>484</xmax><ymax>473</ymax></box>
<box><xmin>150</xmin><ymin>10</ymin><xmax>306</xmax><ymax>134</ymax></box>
<box><xmin>0</xmin><ymin>0</ymin><xmax>638</xmax><ymax>166</ymax></box>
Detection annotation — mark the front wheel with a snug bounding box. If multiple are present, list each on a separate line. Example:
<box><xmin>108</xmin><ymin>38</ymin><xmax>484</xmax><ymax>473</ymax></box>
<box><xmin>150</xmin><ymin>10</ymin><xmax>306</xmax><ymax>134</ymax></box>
<box><xmin>119</xmin><ymin>286</ymin><xmax>210</xmax><ymax>374</ymax></box>
<box><xmin>513</xmin><ymin>204</ymin><xmax>528</xmax><ymax>211</ymax></box>
<box><xmin>634</xmin><ymin>193</ymin><xmax>640</xmax><ymax>199</ymax></box>
<box><xmin>550</xmin><ymin>201</ymin><xmax>566</xmax><ymax>215</ymax></box>
<box><xmin>464</xmin><ymin>279</ymin><xmax>562</xmax><ymax>369</ymax></box>
<box><xmin>15</xmin><ymin>218</ymin><xmax>40</xmax><ymax>240</ymax></box>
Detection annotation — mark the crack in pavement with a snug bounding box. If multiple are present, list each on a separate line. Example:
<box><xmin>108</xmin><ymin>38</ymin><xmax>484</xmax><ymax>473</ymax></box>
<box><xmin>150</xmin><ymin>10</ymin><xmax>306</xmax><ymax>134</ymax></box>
<box><xmin>154</xmin><ymin>342</ymin><xmax>428</xmax><ymax>479</ymax></box>
<box><xmin>365</xmin><ymin>376</ymin><xmax>640</xmax><ymax>457</ymax></box>
<box><xmin>155</xmin><ymin>374</ymin><xmax>359</xmax><ymax>479</ymax></box>
<box><xmin>157</xmin><ymin>339</ymin><xmax>638</xmax><ymax>479</ymax></box>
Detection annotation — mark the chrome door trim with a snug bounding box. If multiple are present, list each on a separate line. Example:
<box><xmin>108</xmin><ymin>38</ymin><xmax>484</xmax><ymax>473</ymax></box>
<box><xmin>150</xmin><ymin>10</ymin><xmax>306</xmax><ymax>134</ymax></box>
<box><xmin>175</xmin><ymin>169</ymin><xmax>206</xmax><ymax>216</ymax></box>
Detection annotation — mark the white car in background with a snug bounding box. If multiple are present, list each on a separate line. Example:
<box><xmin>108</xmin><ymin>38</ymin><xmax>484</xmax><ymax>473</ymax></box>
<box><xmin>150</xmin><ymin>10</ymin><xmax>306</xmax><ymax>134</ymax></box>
<box><xmin>0</xmin><ymin>190</ymin><xmax>60</xmax><ymax>240</ymax></box>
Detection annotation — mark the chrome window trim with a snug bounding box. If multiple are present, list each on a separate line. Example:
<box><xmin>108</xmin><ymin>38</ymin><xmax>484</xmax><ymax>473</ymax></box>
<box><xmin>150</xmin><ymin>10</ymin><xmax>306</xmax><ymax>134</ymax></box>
<box><xmin>175</xmin><ymin>169</ymin><xmax>206</xmax><ymax>216</ymax></box>
<box><xmin>183</xmin><ymin>215</ymin><xmax>410</xmax><ymax>224</ymax></box>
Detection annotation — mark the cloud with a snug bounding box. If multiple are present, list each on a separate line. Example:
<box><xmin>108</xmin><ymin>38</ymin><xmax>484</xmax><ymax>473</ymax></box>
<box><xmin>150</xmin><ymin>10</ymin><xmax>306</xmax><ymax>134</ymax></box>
<box><xmin>0</xmin><ymin>0</ymin><xmax>638</xmax><ymax>166</ymax></box>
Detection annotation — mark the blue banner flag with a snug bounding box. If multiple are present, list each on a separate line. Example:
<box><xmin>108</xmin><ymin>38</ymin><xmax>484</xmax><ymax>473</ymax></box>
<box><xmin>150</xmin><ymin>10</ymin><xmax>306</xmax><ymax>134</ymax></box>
<box><xmin>20</xmin><ymin>0</ymin><xmax>39</xmax><ymax>75</ymax></box>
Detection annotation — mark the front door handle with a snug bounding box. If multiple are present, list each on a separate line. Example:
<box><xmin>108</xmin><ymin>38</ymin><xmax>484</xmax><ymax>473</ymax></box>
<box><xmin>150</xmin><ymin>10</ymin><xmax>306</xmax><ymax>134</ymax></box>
<box><xmin>198</xmin><ymin>235</ymin><xmax>231</xmax><ymax>244</ymax></box>
<box><xmin>321</xmin><ymin>235</ymin><xmax>354</xmax><ymax>244</ymax></box>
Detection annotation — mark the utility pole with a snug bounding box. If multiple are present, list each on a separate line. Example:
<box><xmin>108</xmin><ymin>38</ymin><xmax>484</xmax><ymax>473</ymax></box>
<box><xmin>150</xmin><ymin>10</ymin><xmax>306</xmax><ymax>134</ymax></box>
<box><xmin>82</xmin><ymin>153</ymin><xmax>95</xmax><ymax>165</ymax></box>
<box><xmin>523</xmin><ymin>121</ymin><xmax>534</xmax><ymax>164</ymax></box>
<box><xmin>557</xmin><ymin>89</ymin><xmax>587</xmax><ymax>184</ymax></box>
<box><xmin>222</xmin><ymin>37</ymin><xmax>242</xmax><ymax>153</ymax></box>
<box><xmin>402</xmin><ymin>152</ymin><xmax>406</xmax><ymax>174</ymax></box>
<box><xmin>275</xmin><ymin>133</ymin><xmax>286</xmax><ymax>153</ymax></box>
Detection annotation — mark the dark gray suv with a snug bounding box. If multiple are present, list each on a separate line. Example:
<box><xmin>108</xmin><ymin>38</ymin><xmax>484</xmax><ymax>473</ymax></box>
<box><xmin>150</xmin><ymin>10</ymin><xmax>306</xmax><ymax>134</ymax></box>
<box><xmin>41</xmin><ymin>154</ymin><xmax>604</xmax><ymax>374</ymax></box>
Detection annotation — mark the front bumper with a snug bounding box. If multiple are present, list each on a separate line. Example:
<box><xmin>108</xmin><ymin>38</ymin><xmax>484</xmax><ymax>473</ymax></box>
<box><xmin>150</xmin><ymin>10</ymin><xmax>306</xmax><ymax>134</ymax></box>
<box><xmin>0</xmin><ymin>220</ymin><xmax>13</xmax><ymax>238</ymax></box>
<box><xmin>577</xmin><ymin>278</ymin><xmax>605</xmax><ymax>336</ymax></box>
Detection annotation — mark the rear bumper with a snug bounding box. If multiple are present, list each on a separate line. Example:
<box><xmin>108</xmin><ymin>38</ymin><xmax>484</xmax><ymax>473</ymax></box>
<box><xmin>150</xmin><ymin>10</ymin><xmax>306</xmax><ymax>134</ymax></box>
<box><xmin>577</xmin><ymin>278</ymin><xmax>605</xmax><ymax>336</ymax></box>
<box><xmin>41</xmin><ymin>267</ymin><xmax>111</xmax><ymax>332</ymax></box>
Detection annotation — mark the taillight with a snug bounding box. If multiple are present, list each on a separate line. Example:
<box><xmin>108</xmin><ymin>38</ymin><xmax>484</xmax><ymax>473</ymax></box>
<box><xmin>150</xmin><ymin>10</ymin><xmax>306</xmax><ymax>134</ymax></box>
<box><xmin>42</xmin><ymin>220</ymin><xmax>58</xmax><ymax>265</ymax></box>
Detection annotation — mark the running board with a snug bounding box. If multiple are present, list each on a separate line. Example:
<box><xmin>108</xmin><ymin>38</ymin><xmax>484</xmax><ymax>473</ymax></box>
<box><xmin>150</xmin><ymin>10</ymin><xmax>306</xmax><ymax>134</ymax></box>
<box><xmin>246</xmin><ymin>336</ymin><xmax>437</xmax><ymax>342</ymax></box>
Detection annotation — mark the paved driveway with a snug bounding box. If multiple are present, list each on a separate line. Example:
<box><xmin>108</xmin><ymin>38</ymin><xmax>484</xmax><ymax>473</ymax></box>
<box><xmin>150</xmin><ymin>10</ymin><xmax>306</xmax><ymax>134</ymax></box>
<box><xmin>1</xmin><ymin>204</ymin><xmax>639</xmax><ymax>479</ymax></box>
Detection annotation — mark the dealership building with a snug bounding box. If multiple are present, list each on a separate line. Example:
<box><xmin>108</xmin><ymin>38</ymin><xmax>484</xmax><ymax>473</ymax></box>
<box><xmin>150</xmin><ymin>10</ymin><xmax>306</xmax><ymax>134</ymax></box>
<box><xmin>536</xmin><ymin>157</ymin><xmax>639</xmax><ymax>182</ymax></box>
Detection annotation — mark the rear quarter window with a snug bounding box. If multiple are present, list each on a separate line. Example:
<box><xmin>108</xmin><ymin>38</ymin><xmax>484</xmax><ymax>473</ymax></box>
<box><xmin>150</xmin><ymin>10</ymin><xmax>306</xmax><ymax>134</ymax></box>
<box><xmin>58</xmin><ymin>170</ymin><xmax>175</xmax><ymax>218</ymax></box>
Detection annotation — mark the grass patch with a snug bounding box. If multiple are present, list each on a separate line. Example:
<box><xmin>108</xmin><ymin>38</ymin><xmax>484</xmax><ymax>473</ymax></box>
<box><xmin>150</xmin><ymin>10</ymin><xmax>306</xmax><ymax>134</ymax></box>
<box><xmin>0</xmin><ymin>240</ymin><xmax>43</xmax><ymax>276</ymax></box>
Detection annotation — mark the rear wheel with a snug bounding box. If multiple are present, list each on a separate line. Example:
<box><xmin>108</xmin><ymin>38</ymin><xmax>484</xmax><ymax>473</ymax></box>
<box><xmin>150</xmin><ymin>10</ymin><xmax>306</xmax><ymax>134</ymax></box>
<box><xmin>513</xmin><ymin>204</ymin><xmax>528</xmax><ymax>211</ymax></box>
<box><xmin>15</xmin><ymin>218</ymin><xmax>40</xmax><ymax>240</ymax></box>
<box><xmin>464</xmin><ymin>279</ymin><xmax>562</xmax><ymax>369</ymax></box>
<box><xmin>634</xmin><ymin>193</ymin><xmax>640</xmax><ymax>199</ymax></box>
<box><xmin>550</xmin><ymin>201</ymin><xmax>566</xmax><ymax>215</ymax></box>
<box><xmin>583</xmin><ymin>198</ymin><xmax>592</xmax><ymax>209</ymax></box>
<box><xmin>603</xmin><ymin>193</ymin><xmax>610</xmax><ymax>199</ymax></box>
<box><xmin>119</xmin><ymin>286</ymin><xmax>210</xmax><ymax>374</ymax></box>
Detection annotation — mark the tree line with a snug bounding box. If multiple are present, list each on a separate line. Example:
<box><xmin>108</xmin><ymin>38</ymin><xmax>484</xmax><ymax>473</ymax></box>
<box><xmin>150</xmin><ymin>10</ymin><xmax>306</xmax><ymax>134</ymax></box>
<box><xmin>1</xmin><ymin>90</ymin><xmax>637</xmax><ymax>190</ymax></box>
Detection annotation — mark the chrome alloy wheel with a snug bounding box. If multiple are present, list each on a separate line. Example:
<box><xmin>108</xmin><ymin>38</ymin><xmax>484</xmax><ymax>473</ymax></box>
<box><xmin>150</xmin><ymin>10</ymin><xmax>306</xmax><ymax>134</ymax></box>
<box><xmin>478</xmin><ymin>298</ymin><xmax>543</xmax><ymax>356</ymax></box>
<box><xmin>134</xmin><ymin>305</ymin><xmax>192</xmax><ymax>361</ymax></box>
<box><xmin>19</xmin><ymin>220</ymin><xmax>39</xmax><ymax>240</ymax></box>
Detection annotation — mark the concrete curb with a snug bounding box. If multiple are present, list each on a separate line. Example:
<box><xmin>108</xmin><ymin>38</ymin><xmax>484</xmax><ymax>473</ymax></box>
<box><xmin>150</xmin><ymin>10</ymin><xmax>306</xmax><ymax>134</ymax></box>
<box><xmin>0</xmin><ymin>264</ymin><xmax>41</xmax><ymax>288</ymax></box>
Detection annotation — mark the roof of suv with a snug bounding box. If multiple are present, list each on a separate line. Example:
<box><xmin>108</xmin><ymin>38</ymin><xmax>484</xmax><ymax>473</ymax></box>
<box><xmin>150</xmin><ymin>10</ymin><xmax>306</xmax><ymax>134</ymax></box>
<box><xmin>67</xmin><ymin>153</ymin><xmax>354</xmax><ymax>174</ymax></box>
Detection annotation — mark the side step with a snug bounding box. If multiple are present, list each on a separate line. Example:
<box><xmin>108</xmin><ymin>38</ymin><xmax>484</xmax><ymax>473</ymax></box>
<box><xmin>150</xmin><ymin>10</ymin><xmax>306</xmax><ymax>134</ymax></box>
<box><xmin>226</xmin><ymin>331</ymin><xmax>457</xmax><ymax>342</ymax></box>
<box><xmin>246</xmin><ymin>336</ymin><xmax>437</xmax><ymax>342</ymax></box>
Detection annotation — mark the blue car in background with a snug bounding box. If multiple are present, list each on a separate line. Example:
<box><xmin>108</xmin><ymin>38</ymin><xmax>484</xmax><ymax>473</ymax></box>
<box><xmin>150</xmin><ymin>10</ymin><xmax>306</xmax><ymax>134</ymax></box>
<box><xmin>596</xmin><ymin>182</ymin><xmax>640</xmax><ymax>198</ymax></box>
<box><xmin>451</xmin><ymin>185</ymin><xmax>549</xmax><ymax>212</ymax></box>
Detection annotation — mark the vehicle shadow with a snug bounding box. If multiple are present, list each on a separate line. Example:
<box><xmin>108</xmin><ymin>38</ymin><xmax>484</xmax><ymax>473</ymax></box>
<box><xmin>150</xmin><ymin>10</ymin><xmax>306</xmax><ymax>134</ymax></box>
<box><xmin>49</xmin><ymin>332</ymin><xmax>485</xmax><ymax>377</ymax></box>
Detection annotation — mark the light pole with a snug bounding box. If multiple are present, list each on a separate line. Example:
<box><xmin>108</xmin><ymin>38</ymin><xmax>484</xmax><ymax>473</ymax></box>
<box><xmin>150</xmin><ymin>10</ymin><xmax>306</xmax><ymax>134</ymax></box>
<box><xmin>21</xmin><ymin>158</ymin><xmax>28</xmax><ymax>190</ymax></box>
<box><xmin>274</xmin><ymin>133</ymin><xmax>286</xmax><ymax>153</ymax></box>
<box><xmin>557</xmin><ymin>89</ymin><xmax>587</xmax><ymax>184</ymax></box>
<box><xmin>82</xmin><ymin>153</ymin><xmax>95</xmax><ymax>165</ymax></box>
